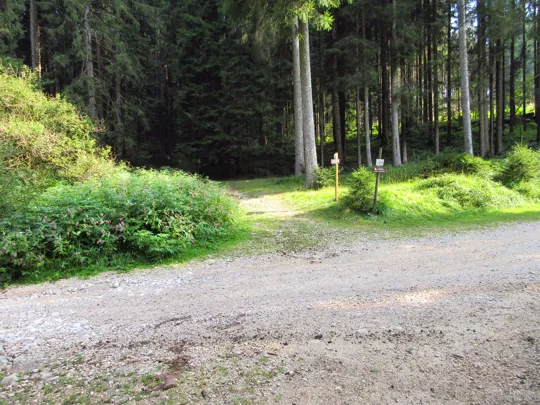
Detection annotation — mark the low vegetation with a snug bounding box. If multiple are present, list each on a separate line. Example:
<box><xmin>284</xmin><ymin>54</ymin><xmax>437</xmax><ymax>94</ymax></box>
<box><xmin>341</xmin><ymin>167</ymin><xmax>376</xmax><ymax>213</ymax></box>
<box><xmin>232</xmin><ymin>144</ymin><xmax>540</xmax><ymax>232</ymax></box>
<box><xmin>342</xmin><ymin>145</ymin><xmax>539</xmax><ymax>217</ymax></box>
<box><xmin>0</xmin><ymin>170</ymin><xmax>240</xmax><ymax>284</ymax></box>
<box><xmin>0</xmin><ymin>68</ymin><xmax>242</xmax><ymax>285</ymax></box>
<box><xmin>1</xmin><ymin>66</ymin><xmax>539</xmax><ymax>287</ymax></box>
<box><xmin>0</xmin><ymin>65</ymin><xmax>117</xmax><ymax>215</ymax></box>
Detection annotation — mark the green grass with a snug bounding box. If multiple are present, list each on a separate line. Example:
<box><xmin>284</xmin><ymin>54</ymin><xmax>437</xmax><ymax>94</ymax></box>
<box><xmin>226</xmin><ymin>176</ymin><xmax>304</xmax><ymax>197</ymax></box>
<box><xmin>377</xmin><ymin>180</ymin><xmax>539</xmax><ymax>228</ymax></box>
<box><xmin>5</xmin><ymin>147</ymin><xmax>540</xmax><ymax>287</ymax></box>
<box><xmin>226</xmin><ymin>171</ymin><xmax>540</xmax><ymax>234</ymax></box>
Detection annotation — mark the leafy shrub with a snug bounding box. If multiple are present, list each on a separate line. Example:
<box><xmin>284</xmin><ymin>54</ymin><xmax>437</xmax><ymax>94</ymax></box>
<box><xmin>0</xmin><ymin>67</ymin><xmax>116</xmax><ymax>184</ymax></box>
<box><xmin>417</xmin><ymin>174</ymin><xmax>523</xmax><ymax>209</ymax></box>
<box><xmin>383</xmin><ymin>152</ymin><xmax>491</xmax><ymax>184</ymax></box>
<box><xmin>0</xmin><ymin>169</ymin><xmax>240</xmax><ymax>283</ymax></box>
<box><xmin>313</xmin><ymin>166</ymin><xmax>340</xmax><ymax>189</ymax></box>
<box><xmin>383</xmin><ymin>160</ymin><xmax>439</xmax><ymax>183</ymax></box>
<box><xmin>428</xmin><ymin>152</ymin><xmax>491</xmax><ymax>177</ymax></box>
<box><xmin>449</xmin><ymin>153</ymin><xmax>491</xmax><ymax>176</ymax></box>
<box><xmin>342</xmin><ymin>167</ymin><xmax>376</xmax><ymax>213</ymax></box>
<box><xmin>0</xmin><ymin>66</ymin><xmax>120</xmax><ymax>218</ymax></box>
<box><xmin>498</xmin><ymin>144</ymin><xmax>540</xmax><ymax>186</ymax></box>
<box><xmin>0</xmin><ymin>143</ymin><xmax>29</xmax><ymax>216</ymax></box>
<box><xmin>511</xmin><ymin>181</ymin><xmax>540</xmax><ymax>201</ymax></box>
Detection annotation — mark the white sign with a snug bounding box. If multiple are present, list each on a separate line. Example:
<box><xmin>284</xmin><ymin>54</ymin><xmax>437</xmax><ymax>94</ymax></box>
<box><xmin>331</xmin><ymin>159</ymin><xmax>340</xmax><ymax>165</ymax></box>
<box><xmin>376</xmin><ymin>159</ymin><xmax>385</xmax><ymax>167</ymax></box>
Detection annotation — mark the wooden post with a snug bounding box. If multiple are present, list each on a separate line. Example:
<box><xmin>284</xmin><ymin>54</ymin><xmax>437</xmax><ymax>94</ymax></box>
<box><xmin>373</xmin><ymin>147</ymin><xmax>383</xmax><ymax>209</ymax></box>
<box><xmin>334</xmin><ymin>152</ymin><xmax>339</xmax><ymax>201</ymax></box>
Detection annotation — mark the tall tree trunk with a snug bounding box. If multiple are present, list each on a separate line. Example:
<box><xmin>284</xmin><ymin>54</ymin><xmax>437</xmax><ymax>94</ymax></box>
<box><xmin>299</xmin><ymin>19</ymin><xmax>318</xmax><ymax>188</ymax></box>
<box><xmin>331</xmin><ymin>23</ymin><xmax>344</xmax><ymax>160</ymax></box>
<box><xmin>447</xmin><ymin>0</ymin><xmax>452</xmax><ymax>145</ymax></box>
<box><xmin>433</xmin><ymin>0</ymin><xmax>440</xmax><ymax>154</ymax></box>
<box><xmin>523</xmin><ymin>0</ymin><xmax>528</xmax><ymax>131</ymax></box>
<box><xmin>356</xmin><ymin>89</ymin><xmax>362</xmax><ymax>167</ymax></box>
<box><xmin>29</xmin><ymin>0</ymin><xmax>41</xmax><ymax>75</ymax></box>
<box><xmin>315</xmin><ymin>93</ymin><xmax>321</xmax><ymax>159</ymax></box>
<box><xmin>83</xmin><ymin>5</ymin><xmax>97</xmax><ymax>120</ymax></box>
<box><xmin>319</xmin><ymin>31</ymin><xmax>325</xmax><ymax>165</ymax></box>
<box><xmin>510</xmin><ymin>37</ymin><xmax>516</xmax><ymax>133</ymax></box>
<box><xmin>426</xmin><ymin>0</ymin><xmax>434</xmax><ymax>147</ymax></box>
<box><xmin>503</xmin><ymin>45</ymin><xmax>506</xmax><ymax>132</ymax></box>
<box><xmin>292</xmin><ymin>18</ymin><xmax>304</xmax><ymax>176</ymax></box>
<box><xmin>510</xmin><ymin>0</ymin><xmax>517</xmax><ymax>133</ymax></box>
<box><xmin>536</xmin><ymin>1</ymin><xmax>540</xmax><ymax>144</ymax></box>
<box><xmin>489</xmin><ymin>40</ymin><xmax>495</xmax><ymax>153</ymax></box>
<box><xmin>458</xmin><ymin>0</ymin><xmax>473</xmax><ymax>155</ymax></box>
<box><xmin>403</xmin><ymin>62</ymin><xmax>410</xmax><ymax>163</ymax></box>
<box><xmin>114</xmin><ymin>74</ymin><xmax>123</xmax><ymax>156</ymax></box>
<box><xmin>364</xmin><ymin>87</ymin><xmax>373</xmax><ymax>166</ymax></box>
<box><xmin>417</xmin><ymin>53</ymin><xmax>422</xmax><ymax>124</ymax></box>
<box><xmin>478</xmin><ymin>0</ymin><xmax>489</xmax><ymax>157</ymax></box>
<box><xmin>356</xmin><ymin>13</ymin><xmax>362</xmax><ymax>167</ymax></box>
<box><xmin>339</xmin><ymin>91</ymin><xmax>346</xmax><ymax>161</ymax></box>
<box><xmin>391</xmin><ymin>0</ymin><xmax>402</xmax><ymax>166</ymax></box>
<box><xmin>496</xmin><ymin>39</ymin><xmax>504</xmax><ymax>154</ymax></box>
<box><xmin>381</xmin><ymin>33</ymin><xmax>391</xmax><ymax>146</ymax></box>
<box><xmin>362</xmin><ymin>20</ymin><xmax>372</xmax><ymax>167</ymax></box>
<box><xmin>318</xmin><ymin>93</ymin><xmax>325</xmax><ymax>164</ymax></box>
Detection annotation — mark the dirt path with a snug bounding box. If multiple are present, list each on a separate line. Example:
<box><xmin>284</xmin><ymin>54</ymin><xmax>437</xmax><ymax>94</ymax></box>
<box><xmin>1</xmin><ymin>197</ymin><xmax>539</xmax><ymax>404</ymax></box>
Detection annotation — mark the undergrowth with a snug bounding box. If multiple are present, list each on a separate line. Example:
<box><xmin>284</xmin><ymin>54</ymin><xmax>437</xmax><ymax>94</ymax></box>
<box><xmin>0</xmin><ymin>65</ymin><xmax>117</xmax><ymax>217</ymax></box>
<box><xmin>239</xmin><ymin>146</ymin><xmax>540</xmax><ymax>231</ymax></box>
<box><xmin>0</xmin><ymin>167</ymin><xmax>241</xmax><ymax>285</ymax></box>
<box><xmin>383</xmin><ymin>151</ymin><xmax>492</xmax><ymax>184</ymax></box>
<box><xmin>416</xmin><ymin>174</ymin><xmax>524</xmax><ymax>209</ymax></box>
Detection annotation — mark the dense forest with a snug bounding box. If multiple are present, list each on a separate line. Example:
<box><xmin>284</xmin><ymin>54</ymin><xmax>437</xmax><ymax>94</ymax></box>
<box><xmin>1</xmin><ymin>0</ymin><xmax>540</xmax><ymax>180</ymax></box>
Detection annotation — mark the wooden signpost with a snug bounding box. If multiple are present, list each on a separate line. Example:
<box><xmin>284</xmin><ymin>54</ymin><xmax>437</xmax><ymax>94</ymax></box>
<box><xmin>372</xmin><ymin>147</ymin><xmax>384</xmax><ymax>209</ymax></box>
<box><xmin>331</xmin><ymin>152</ymin><xmax>340</xmax><ymax>201</ymax></box>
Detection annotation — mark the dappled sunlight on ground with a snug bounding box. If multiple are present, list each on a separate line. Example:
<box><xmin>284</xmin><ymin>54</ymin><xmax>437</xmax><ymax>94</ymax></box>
<box><xmin>318</xmin><ymin>288</ymin><xmax>450</xmax><ymax>311</ymax></box>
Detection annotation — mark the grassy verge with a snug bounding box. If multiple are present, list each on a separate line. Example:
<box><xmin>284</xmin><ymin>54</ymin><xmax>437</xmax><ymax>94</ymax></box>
<box><xmin>226</xmin><ymin>172</ymin><xmax>540</xmax><ymax>234</ymax></box>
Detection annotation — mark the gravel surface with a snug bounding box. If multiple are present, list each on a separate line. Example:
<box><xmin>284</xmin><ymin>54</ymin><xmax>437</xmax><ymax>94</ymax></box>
<box><xmin>0</xmin><ymin>213</ymin><xmax>539</xmax><ymax>404</ymax></box>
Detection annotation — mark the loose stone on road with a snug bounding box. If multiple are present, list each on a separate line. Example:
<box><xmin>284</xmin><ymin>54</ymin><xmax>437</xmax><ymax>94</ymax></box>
<box><xmin>0</xmin><ymin>220</ymin><xmax>539</xmax><ymax>404</ymax></box>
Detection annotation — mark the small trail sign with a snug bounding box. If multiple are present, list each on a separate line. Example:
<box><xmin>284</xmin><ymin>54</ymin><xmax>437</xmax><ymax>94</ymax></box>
<box><xmin>331</xmin><ymin>158</ymin><xmax>340</xmax><ymax>165</ymax></box>
<box><xmin>373</xmin><ymin>147</ymin><xmax>384</xmax><ymax>210</ymax></box>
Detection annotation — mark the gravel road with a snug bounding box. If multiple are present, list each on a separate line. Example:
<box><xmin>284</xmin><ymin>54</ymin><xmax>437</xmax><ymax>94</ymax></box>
<box><xmin>1</xmin><ymin>217</ymin><xmax>539</xmax><ymax>404</ymax></box>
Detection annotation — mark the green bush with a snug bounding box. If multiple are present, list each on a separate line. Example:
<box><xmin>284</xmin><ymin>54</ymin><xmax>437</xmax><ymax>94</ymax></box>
<box><xmin>0</xmin><ymin>66</ymin><xmax>119</xmax><ymax>218</ymax></box>
<box><xmin>512</xmin><ymin>181</ymin><xmax>540</xmax><ymax>201</ymax></box>
<box><xmin>383</xmin><ymin>160</ymin><xmax>439</xmax><ymax>183</ymax></box>
<box><xmin>313</xmin><ymin>166</ymin><xmax>340</xmax><ymax>189</ymax></box>
<box><xmin>0</xmin><ymin>169</ymin><xmax>240</xmax><ymax>283</ymax></box>
<box><xmin>342</xmin><ymin>167</ymin><xmax>376</xmax><ymax>213</ymax></box>
<box><xmin>0</xmin><ymin>67</ymin><xmax>116</xmax><ymax>180</ymax></box>
<box><xmin>383</xmin><ymin>152</ymin><xmax>492</xmax><ymax>184</ymax></box>
<box><xmin>450</xmin><ymin>153</ymin><xmax>491</xmax><ymax>176</ymax></box>
<box><xmin>498</xmin><ymin>144</ymin><xmax>540</xmax><ymax>186</ymax></box>
<box><xmin>417</xmin><ymin>174</ymin><xmax>523</xmax><ymax>209</ymax></box>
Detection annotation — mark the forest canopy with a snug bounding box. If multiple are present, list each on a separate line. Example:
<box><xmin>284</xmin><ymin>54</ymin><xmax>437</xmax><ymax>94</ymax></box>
<box><xmin>1</xmin><ymin>0</ymin><xmax>540</xmax><ymax>179</ymax></box>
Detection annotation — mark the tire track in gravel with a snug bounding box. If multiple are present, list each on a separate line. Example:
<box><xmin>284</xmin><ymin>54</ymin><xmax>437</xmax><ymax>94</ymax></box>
<box><xmin>0</xmin><ymin>216</ymin><xmax>539</xmax><ymax>404</ymax></box>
